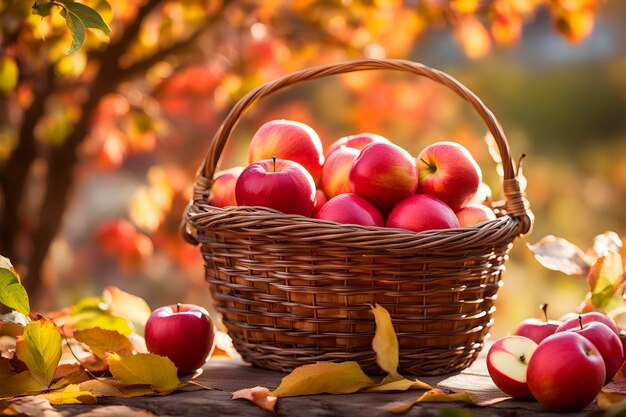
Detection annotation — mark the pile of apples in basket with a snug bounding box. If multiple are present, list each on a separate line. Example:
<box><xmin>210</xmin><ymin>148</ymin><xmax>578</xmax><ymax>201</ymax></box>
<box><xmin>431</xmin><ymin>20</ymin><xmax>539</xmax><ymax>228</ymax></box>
<box><xmin>209</xmin><ymin>119</ymin><xmax>495</xmax><ymax>230</ymax></box>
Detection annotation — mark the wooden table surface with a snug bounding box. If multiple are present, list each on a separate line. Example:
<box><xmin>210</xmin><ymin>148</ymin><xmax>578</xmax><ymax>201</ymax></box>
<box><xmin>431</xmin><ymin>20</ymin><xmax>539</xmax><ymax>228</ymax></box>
<box><xmin>51</xmin><ymin>347</ymin><xmax>604</xmax><ymax>417</ymax></box>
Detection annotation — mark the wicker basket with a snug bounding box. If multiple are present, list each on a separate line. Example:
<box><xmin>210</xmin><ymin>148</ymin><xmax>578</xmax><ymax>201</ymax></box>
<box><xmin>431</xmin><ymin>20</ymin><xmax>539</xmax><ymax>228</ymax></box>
<box><xmin>181</xmin><ymin>59</ymin><xmax>533</xmax><ymax>376</ymax></box>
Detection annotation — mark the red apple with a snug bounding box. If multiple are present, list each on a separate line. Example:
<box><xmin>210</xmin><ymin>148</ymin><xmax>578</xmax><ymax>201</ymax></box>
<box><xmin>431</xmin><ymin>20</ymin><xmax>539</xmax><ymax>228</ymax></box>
<box><xmin>556</xmin><ymin>312</ymin><xmax>620</xmax><ymax>338</ymax></box>
<box><xmin>312</xmin><ymin>189</ymin><xmax>328</xmax><ymax>217</ymax></box>
<box><xmin>486</xmin><ymin>335</ymin><xmax>537</xmax><ymax>399</ymax></box>
<box><xmin>248</xmin><ymin>120</ymin><xmax>324</xmax><ymax>184</ymax></box>
<box><xmin>236</xmin><ymin>158</ymin><xmax>316</xmax><ymax>217</ymax></box>
<box><xmin>208</xmin><ymin>166</ymin><xmax>244</xmax><ymax>208</ymax></box>
<box><xmin>527</xmin><ymin>332</ymin><xmax>605</xmax><ymax>411</ymax></box>
<box><xmin>455</xmin><ymin>203</ymin><xmax>496</xmax><ymax>227</ymax></box>
<box><xmin>315</xmin><ymin>193</ymin><xmax>384</xmax><ymax>227</ymax></box>
<box><xmin>321</xmin><ymin>147</ymin><xmax>360</xmax><ymax>198</ymax></box>
<box><xmin>386</xmin><ymin>194</ymin><xmax>459</xmax><ymax>233</ymax></box>
<box><xmin>558</xmin><ymin>316</ymin><xmax>623</xmax><ymax>384</ymax></box>
<box><xmin>514</xmin><ymin>303</ymin><xmax>562</xmax><ymax>344</ymax></box>
<box><xmin>349</xmin><ymin>142</ymin><xmax>418</xmax><ymax>215</ymax></box>
<box><xmin>416</xmin><ymin>141</ymin><xmax>482</xmax><ymax>211</ymax></box>
<box><xmin>324</xmin><ymin>132</ymin><xmax>390</xmax><ymax>158</ymax></box>
<box><xmin>145</xmin><ymin>303</ymin><xmax>216</xmax><ymax>374</ymax></box>
<box><xmin>470</xmin><ymin>181</ymin><xmax>493</xmax><ymax>204</ymax></box>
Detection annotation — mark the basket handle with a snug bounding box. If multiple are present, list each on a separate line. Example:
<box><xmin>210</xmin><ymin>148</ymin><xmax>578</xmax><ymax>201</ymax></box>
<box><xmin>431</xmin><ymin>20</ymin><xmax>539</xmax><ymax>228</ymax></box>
<box><xmin>191</xmin><ymin>59</ymin><xmax>532</xmax><ymax>235</ymax></box>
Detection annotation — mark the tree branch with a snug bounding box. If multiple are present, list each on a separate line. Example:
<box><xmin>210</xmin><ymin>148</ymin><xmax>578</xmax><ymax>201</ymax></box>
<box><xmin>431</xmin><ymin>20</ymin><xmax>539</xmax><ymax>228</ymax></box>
<box><xmin>0</xmin><ymin>64</ymin><xmax>54</xmax><ymax>267</ymax></box>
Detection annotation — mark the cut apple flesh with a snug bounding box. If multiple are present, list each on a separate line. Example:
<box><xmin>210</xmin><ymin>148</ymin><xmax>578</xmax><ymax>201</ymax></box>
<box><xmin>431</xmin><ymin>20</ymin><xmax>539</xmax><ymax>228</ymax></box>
<box><xmin>490</xmin><ymin>338</ymin><xmax>536</xmax><ymax>383</ymax></box>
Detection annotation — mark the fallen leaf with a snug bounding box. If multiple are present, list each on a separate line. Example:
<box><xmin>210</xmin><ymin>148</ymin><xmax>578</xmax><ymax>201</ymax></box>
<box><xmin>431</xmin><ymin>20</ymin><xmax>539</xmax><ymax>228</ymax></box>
<box><xmin>271</xmin><ymin>362</ymin><xmax>373</xmax><ymax>397</ymax></box>
<box><xmin>43</xmin><ymin>384</ymin><xmax>97</xmax><ymax>405</ymax></box>
<box><xmin>73</xmin><ymin>328</ymin><xmax>133</xmax><ymax>360</ymax></box>
<box><xmin>102</xmin><ymin>287</ymin><xmax>151</xmax><ymax>334</ymax></box>
<box><xmin>0</xmin><ymin>311</ymin><xmax>28</xmax><ymax>337</ymax></box>
<box><xmin>16</xmin><ymin>319</ymin><xmax>62</xmax><ymax>388</ymax></box>
<box><xmin>527</xmin><ymin>236</ymin><xmax>593</xmax><ymax>275</ymax></box>
<box><xmin>0</xmin><ymin>371</ymin><xmax>46</xmax><ymax>398</ymax></box>
<box><xmin>0</xmin><ymin>268</ymin><xmax>30</xmax><ymax>317</ymax></box>
<box><xmin>389</xmin><ymin>389</ymin><xmax>477</xmax><ymax>414</ymax></box>
<box><xmin>50</xmin><ymin>365</ymin><xmax>92</xmax><ymax>390</ymax></box>
<box><xmin>107</xmin><ymin>352</ymin><xmax>180</xmax><ymax>392</ymax></box>
<box><xmin>70</xmin><ymin>297</ymin><xmax>133</xmax><ymax>336</ymax></box>
<box><xmin>370</xmin><ymin>305</ymin><xmax>431</xmax><ymax>391</ymax></box>
<box><xmin>0</xmin><ymin>396</ymin><xmax>63</xmax><ymax>417</ymax></box>
<box><xmin>78</xmin><ymin>378</ymin><xmax>174</xmax><ymax>397</ymax></box>
<box><xmin>365</xmin><ymin>374</ymin><xmax>431</xmax><ymax>392</ymax></box>
<box><xmin>232</xmin><ymin>386</ymin><xmax>277</xmax><ymax>413</ymax></box>
<box><xmin>371</xmin><ymin>304</ymin><xmax>398</xmax><ymax>377</ymax></box>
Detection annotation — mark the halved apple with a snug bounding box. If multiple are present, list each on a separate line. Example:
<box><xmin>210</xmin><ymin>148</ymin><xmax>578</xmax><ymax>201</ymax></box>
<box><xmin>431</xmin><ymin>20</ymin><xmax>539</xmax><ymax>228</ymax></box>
<box><xmin>486</xmin><ymin>335</ymin><xmax>538</xmax><ymax>398</ymax></box>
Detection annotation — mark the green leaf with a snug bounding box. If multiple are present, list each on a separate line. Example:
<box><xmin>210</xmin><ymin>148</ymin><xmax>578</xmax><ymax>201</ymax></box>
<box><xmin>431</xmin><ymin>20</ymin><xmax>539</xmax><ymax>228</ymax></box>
<box><xmin>70</xmin><ymin>297</ymin><xmax>132</xmax><ymax>336</ymax></box>
<box><xmin>60</xmin><ymin>4</ymin><xmax>86</xmax><ymax>54</ymax></box>
<box><xmin>107</xmin><ymin>353</ymin><xmax>181</xmax><ymax>392</ymax></box>
<box><xmin>64</xmin><ymin>2</ymin><xmax>111</xmax><ymax>35</ymax></box>
<box><xmin>0</xmin><ymin>268</ymin><xmax>30</xmax><ymax>317</ymax></box>
<box><xmin>73</xmin><ymin>328</ymin><xmax>133</xmax><ymax>360</ymax></box>
<box><xmin>0</xmin><ymin>57</ymin><xmax>18</xmax><ymax>96</ymax></box>
<box><xmin>15</xmin><ymin>318</ymin><xmax>62</xmax><ymax>388</ymax></box>
<box><xmin>270</xmin><ymin>362</ymin><xmax>374</xmax><ymax>397</ymax></box>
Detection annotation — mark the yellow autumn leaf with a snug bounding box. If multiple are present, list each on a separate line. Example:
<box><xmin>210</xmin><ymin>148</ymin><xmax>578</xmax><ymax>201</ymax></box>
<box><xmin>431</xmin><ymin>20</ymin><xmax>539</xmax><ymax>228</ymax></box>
<box><xmin>73</xmin><ymin>327</ymin><xmax>133</xmax><ymax>360</ymax></box>
<box><xmin>371</xmin><ymin>304</ymin><xmax>399</xmax><ymax>377</ymax></box>
<box><xmin>107</xmin><ymin>352</ymin><xmax>180</xmax><ymax>392</ymax></box>
<box><xmin>0</xmin><ymin>371</ymin><xmax>46</xmax><ymax>398</ymax></box>
<box><xmin>588</xmin><ymin>251</ymin><xmax>624</xmax><ymax>311</ymax></box>
<box><xmin>365</xmin><ymin>374</ymin><xmax>431</xmax><ymax>392</ymax></box>
<box><xmin>232</xmin><ymin>386</ymin><xmax>277</xmax><ymax>413</ymax></box>
<box><xmin>16</xmin><ymin>319</ymin><xmax>62</xmax><ymax>388</ymax></box>
<box><xmin>271</xmin><ymin>362</ymin><xmax>373</xmax><ymax>397</ymax></box>
<box><xmin>370</xmin><ymin>305</ymin><xmax>431</xmax><ymax>392</ymax></box>
<box><xmin>389</xmin><ymin>388</ymin><xmax>477</xmax><ymax>414</ymax></box>
<box><xmin>43</xmin><ymin>384</ymin><xmax>97</xmax><ymax>405</ymax></box>
<box><xmin>79</xmin><ymin>377</ymin><xmax>178</xmax><ymax>397</ymax></box>
<box><xmin>102</xmin><ymin>287</ymin><xmax>152</xmax><ymax>332</ymax></box>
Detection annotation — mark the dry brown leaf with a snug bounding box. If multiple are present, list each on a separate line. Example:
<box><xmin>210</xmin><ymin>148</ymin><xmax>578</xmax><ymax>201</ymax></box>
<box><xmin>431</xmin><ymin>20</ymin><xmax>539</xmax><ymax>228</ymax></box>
<box><xmin>232</xmin><ymin>386</ymin><xmax>277</xmax><ymax>413</ymax></box>
<box><xmin>365</xmin><ymin>374</ymin><xmax>431</xmax><ymax>392</ymax></box>
<box><xmin>0</xmin><ymin>396</ymin><xmax>63</xmax><ymax>417</ymax></box>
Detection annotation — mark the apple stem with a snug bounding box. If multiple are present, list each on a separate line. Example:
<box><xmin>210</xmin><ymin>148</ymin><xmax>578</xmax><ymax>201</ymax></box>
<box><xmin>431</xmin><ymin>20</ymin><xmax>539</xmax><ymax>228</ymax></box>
<box><xmin>578</xmin><ymin>315</ymin><xmax>583</xmax><ymax>331</ymax></box>
<box><xmin>272</xmin><ymin>156</ymin><xmax>276</xmax><ymax>172</ymax></box>
<box><xmin>540</xmin><ymin>303</ymin><xmax>548</xmax><ymax>322</ymax></box>
<box><xmin>177</xmin><ymin>303</ymin><xmax>181</xmax><ymax>313</ymax></box>
<box><xmin>419</xmin><ymin>158</ymin><xmax>436</xmax><ymax>172</ymax></box>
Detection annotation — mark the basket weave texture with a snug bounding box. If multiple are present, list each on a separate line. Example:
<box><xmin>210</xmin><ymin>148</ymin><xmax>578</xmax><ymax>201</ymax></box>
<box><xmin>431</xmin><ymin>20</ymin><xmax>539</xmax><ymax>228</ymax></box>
<box><xmin>182</xmin><ymin>59</ymin><xmax>533</xmax><ymax>375</ymax></box>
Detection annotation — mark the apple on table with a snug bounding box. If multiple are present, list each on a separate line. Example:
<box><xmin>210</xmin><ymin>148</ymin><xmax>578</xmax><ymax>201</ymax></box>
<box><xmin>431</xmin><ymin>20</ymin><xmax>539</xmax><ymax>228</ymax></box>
<box><xmin>527</xmin><ymin>332</ymin><xmax>605</xmax><ymax>411</ymax></box>
<box><xmin>145</xmin><ymin>303</ymin><xmax>216</xmax><ymax>374</ymax></box>
<box><xmin>236</xmin><ymin>157</ymin><xmax>316</xmax><ymax>217</ymax></box>
<box><xmin>486</xmin><ymin>335</ymin><xmax>537</xmax><ymax>399</ymax></box>
<box><xmin>248</xmin><ymin>120</ymin><xmax>325</xmax><ymax>185</ymax></box>
<box><xmin>557</xmin><ymin>315</ymin><xmax>623</xmax><ymax>383</ymax></box>
<box><xmin>514</xmin><ymin>303</ymin><xmax>562</xmax><ymax>344</ymax></box>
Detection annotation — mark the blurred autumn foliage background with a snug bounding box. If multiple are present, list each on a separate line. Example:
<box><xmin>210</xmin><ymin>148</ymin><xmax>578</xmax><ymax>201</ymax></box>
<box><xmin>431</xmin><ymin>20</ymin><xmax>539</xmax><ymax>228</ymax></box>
<box><xmin>1</xmin><ymin>0</ymin><xmax>625</xmax><ymax>337</ymax></box>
